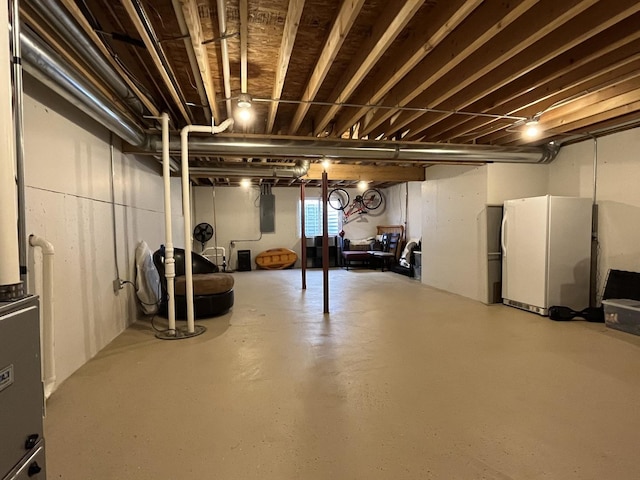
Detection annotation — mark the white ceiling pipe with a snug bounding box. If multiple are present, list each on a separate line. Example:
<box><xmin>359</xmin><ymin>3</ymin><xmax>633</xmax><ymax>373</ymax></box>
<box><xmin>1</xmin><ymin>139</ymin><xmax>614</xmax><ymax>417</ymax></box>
<box><xmin>161</xmin><ymin>113</ymin><xmax>177</xmax><ymax>333</ymax></box>
<box><xmin>216</xmin><ymin>0</ymin><xmax>233</xmax><ymax>118</ymax></box>
<box><xmin>181</xmin><ymin>118</ymin><xmax>234</xmax><ymax>333</ymax></box>
<box><xmin>0</xmin><ymin>0</ymin><xmax>22</xmax><ymax>300</ymax></box>
<box><xmin>29</xmin><ymin>235</ymin><xmax>56</xmax><ymax>399</ymax></box>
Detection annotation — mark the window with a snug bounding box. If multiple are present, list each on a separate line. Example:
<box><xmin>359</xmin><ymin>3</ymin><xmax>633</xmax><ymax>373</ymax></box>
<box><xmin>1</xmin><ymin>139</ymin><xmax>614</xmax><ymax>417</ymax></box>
<box><xmin>300</xmin><ymin>198</ymin><xmax>341</xmax><ymax>237</ymax></box>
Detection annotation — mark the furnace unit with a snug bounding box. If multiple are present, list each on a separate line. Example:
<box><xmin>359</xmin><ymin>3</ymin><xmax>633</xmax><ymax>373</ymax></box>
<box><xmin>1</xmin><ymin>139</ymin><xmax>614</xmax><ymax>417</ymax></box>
<box><xmin>0</xmin><ymin>296</ymin><xmax>46</xmax><ymax>479</ymax></box>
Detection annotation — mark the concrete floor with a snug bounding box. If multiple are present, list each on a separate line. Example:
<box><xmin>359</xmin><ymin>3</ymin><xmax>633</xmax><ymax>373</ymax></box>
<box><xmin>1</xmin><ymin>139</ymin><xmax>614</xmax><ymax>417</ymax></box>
<box><xmin>45</xmin><ymin>269</ymin><xmax>640</xmax><ymax>479</ymax></box>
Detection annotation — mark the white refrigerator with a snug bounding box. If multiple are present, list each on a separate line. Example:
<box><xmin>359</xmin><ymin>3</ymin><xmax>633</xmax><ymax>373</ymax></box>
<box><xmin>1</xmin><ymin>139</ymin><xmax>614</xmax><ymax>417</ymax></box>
<box><xmin>501</xmin><ymin>195</ymin><xmax>592</xmax><ymax>315</ymax></box>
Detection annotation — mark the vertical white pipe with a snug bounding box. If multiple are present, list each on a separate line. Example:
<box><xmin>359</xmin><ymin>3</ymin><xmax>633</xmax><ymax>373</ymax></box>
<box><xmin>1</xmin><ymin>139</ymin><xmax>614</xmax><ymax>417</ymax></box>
<box><xmin>181</xmin><ymin>126</ymin><xmax>196</xmax><ymax>332</ymax></box>
<box><xmin>181</xmin><ymin>119</ymin><xmax>234</xmax><ymax>332</ymax></box>
<box><xmin>0</xmin><ymin>0</ymin><xmax>21</xmax><ymax>295</ymax></box>
<box><xmin>29</xmin><ymin>235</ymin><xmax>56</xmax><ymax>398</ymax></box>
<box><xmin>12</xmin><ymin>0</ymin><xmax>27</xmax><ymax>288</ymax></box>
<box><xmin>161</xmin><ymin>113</ymin><xmax>176</xmax><ymax>331</ymax></box>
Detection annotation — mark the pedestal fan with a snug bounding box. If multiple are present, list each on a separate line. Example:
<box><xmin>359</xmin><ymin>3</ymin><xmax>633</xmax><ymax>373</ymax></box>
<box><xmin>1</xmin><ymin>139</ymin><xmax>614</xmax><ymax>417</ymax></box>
<box><xmin>193</xmin><ymin>222</ymin><xmax>214</xmax><ymax>250</ymax></box>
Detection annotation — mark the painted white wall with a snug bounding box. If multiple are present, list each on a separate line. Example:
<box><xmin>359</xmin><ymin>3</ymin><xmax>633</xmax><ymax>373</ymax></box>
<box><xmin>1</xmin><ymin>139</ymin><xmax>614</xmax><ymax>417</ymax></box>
<box><xmin>192</xmin><ymin>184</ymin><xmax>415</xmax><ymax>269</ymax></box>
<box><xmin>23</xmin><ymin>74</ymin><xmax>184</xmax><ymax>391</ymax></box>
<box><xmin>381</xmin><ymin>182</ymin><xmax>422</xmax><ymax>241</ymax></box>
<box><xmin>487</xmin><ymin>163</ymin><xmax>549</xmax><ymax>204</ymax></box>
<box><xmin>193</xmin><ymin>186</ymin><xmax>302</xmax><ymax>270</ymax></box>
<box><xmin>421</xmin><ymin>162</ymin><xmax>551</xmax><ymax>302</ymax></box>
<box><xmin>549</xmin><ymin>128</ymin><xmax>640</xmax><ymax>300</ymax></box>
<box><xmin>421</xmin><ymin>165</ymin><xmax>488</xmax><ymax>300</ymax></box>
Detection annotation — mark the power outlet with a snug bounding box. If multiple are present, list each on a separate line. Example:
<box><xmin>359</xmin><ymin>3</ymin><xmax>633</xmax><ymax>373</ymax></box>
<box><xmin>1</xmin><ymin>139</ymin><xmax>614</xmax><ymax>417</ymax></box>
<box><xmin>113</xmin><ymin>278</ymin><xmax>124</xmax><ymax>293</ymax></box>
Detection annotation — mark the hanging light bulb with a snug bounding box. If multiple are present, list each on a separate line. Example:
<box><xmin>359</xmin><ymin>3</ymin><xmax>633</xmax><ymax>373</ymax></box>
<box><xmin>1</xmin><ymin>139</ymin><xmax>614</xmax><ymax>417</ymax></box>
<box><xmin>523</xmin><ymin>119</ymin><xmax>541</xmax><ymax>139</ymax></box>
<box><xmin>236</xmin><ymin>93</ymin><xmax>253</xmax><ymax>123</ymax></box>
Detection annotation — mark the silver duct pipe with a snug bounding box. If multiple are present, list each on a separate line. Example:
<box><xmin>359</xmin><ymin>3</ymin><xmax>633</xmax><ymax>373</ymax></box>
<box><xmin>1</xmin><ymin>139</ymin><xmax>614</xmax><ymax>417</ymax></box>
<box><xmin>21</xmin><ymin>24</ymin><xmax>148</xmax><ymax>148</ymax></box>
<box><xmin>149</xmin><ymin>135</ymin><xmax>558</xmax><ymax>164</ymax></box>
<box><xmin>190</xmin><ymin>159</ymin><xmax>311</xmax><ymax>178</ymax></box>
<box><xmin>26</xmin><ymin>0</ymin><xmax>145</xmax><ymax>115</ymax></box>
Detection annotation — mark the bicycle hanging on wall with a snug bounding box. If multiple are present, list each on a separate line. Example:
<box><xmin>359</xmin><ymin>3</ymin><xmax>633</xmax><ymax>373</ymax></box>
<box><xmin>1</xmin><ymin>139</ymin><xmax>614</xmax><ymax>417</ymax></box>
<box><xmin>328</xmin><ymin>187</ymin><xmax>384</xmax><ymax>224</ymax></box>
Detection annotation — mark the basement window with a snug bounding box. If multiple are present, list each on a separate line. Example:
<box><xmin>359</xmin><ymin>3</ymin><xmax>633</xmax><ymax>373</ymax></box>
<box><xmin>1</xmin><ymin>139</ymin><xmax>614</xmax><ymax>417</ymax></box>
<box><xmin>300</xmin><ymin>198</ymin><xmax>341</xmax><ymax>237</ymax></box>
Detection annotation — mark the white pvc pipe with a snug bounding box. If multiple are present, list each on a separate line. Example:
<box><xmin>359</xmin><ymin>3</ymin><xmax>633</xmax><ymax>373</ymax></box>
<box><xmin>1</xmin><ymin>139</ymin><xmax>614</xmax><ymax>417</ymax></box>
<box><xmin>161</xmin><ymin>113</ymin><xmax>176</xmax><ymax>332</ymax></box>
<box><xmin>0</xmin><ymin>0</ymin><xmax>20</xmax><ymax>291</ymax></box>
<box><xmin>181</xmin><ymin>118</ymin><xmax>234</xmax><ymax>332</ymax></box>
<box><xmin>216</xmin><ymin>0</ymin><xmax>233</xmax><ymax>117</ymax></box>
<box><xmin>29</xmin><ymin>235</ymin><xmax>56</xmax><ymax>399</ymax></box>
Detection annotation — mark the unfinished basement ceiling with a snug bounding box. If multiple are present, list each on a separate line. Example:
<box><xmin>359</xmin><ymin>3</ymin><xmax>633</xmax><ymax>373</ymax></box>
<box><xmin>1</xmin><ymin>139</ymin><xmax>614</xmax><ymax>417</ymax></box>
<box><xmin>21</xmin><ymin>0</ymin><xmax>640</xmax><ymax>187</ymax></box>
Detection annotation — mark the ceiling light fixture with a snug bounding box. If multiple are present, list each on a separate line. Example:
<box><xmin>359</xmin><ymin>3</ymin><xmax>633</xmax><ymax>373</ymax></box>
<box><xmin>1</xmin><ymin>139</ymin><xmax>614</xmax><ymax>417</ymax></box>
<box><xmin>357</xmin><ymin>180</ymin><xmax>368</xmax><ymax>191</ymax></box>
<box><xmin>236</xmin><ymin>93</ymin><xmax>253</xmax><ymax>123</ymax></box>
<box><xmin>237</xmin><ymin>93</ymin><xmax>252</xmax><ymax>109</ymax></box>
<box><xmin>523</xmin><ymin>119</ymin><xmax>542</xmax><ymax>139</ymax></box>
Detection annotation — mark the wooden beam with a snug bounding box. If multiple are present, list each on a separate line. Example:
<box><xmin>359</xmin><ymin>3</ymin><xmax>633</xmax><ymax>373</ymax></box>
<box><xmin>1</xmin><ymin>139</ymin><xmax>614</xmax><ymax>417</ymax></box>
<box><xmin>121</xmin><ymin>0</ymin><xmax>191</xmax><ymax>123</ymax></box>
<box><xmin>359</xmin><ymin>0</ymin><xmax>541</xmax><ymax>138</ymax></box>
<box><xmin>288</xmin><ymin>0</ymin><xmax>366</xmax><ymax>134</ymax></box>
<box><xmin>312</xmin><ymin>0</ymin><xmax>425</xmax><ymax>137</ymax></box>
<box><xmin>266</xmin><ymin>0</ymin><xmax>305</xmax><ymax>133</ymax></box>
<box><xmin>303</xmin><ymin>164</ymin><xmax>425</xmax><ymax>182</ymax></box>
<box><xmin>398</xmin><ymin>0</ymin><xmax>640</xmax><ymax>141</ymax></box>
<box><xmin>427</xmin><ymin>22</ymin><xmax>640</xmax><ymax>142</ymax></box>
<box><xmin>450</xmin><ymin>48</ymin><xmax>640</xmax><ymax>144</ymax></box>
<box><xmin>177</xmin><ymin>0</ymin><xmax>221</xmax><ymax>122</ymax></box>
<box><xmin>332</xmin><ymin>0</ymin><xmax>482</xmax><ymax>138</ymax></box>
<box><xmin>483</xmin><ymin>79</ymin><xmax>640</xmax><ymax>145</ymax></box>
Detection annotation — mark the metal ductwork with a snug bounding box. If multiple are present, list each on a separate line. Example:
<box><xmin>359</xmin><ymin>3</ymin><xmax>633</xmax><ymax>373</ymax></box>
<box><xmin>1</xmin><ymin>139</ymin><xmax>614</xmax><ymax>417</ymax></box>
<box><xmin>190</xmin><ymin>159</ymin><xmax>311</xmax><ymax>178</ymax></box>
<box><xmin>26</xmin><ymin>0</ymin><xmax>146</xmax><ymax>115</ymax></box>
<box><xmin>19</xmin><ymin>5</ymin><xmax>559</xmax><ymax>170</ymax></box>
<box><xmin>150</xmin><ymin>135</ymin><xmax>558</xmax><ymax>164</ymax></box>
<box><xmin>21</xmin><ymin>24</ymin><xmax>148</xmax><ymax>148</ymax></box>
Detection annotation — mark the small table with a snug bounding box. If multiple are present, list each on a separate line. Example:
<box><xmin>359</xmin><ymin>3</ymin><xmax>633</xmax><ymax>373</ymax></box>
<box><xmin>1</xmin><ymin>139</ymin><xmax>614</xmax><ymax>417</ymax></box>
<box><xmin>368</xmin><ymin>251</ymin><xmax>396</xmax><ymax>271</ymax></box>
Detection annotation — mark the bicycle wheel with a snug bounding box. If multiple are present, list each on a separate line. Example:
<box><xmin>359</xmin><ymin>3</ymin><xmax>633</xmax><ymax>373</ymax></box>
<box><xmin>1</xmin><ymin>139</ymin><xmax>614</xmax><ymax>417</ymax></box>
<box><xmin>362</xmin><ymin>189</ymin><xmax>383</xmax><ymax>210</ymax></box>
<box><xmin>328</xmin><ymin>188</ymin><xmax>350</xmax><ymax>210</ymax></box>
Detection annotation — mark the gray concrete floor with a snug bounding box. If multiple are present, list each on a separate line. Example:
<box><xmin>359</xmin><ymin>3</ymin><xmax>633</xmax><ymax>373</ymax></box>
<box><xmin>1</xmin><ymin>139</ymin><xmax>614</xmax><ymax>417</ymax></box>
<box><xmin>45</xmin><ymin>269</ymin><xmax>640</xmax><ymax>479</ymax></box>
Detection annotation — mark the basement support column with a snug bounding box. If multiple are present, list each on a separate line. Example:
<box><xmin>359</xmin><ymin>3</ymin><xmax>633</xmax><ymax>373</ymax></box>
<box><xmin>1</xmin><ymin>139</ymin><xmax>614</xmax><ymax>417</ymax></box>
<box><xmin>322</xmin><ymin>171</ymin><xmax>329</xmax><ymax>314</ymax></box>
<box><xmin>300</xmin><ymin>181</ymin><xmax>306</xmax><ymax>290</ymax></box>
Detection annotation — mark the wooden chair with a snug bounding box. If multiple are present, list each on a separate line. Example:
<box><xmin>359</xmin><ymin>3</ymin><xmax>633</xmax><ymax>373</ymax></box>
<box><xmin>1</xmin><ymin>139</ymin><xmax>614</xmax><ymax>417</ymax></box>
<box><xmin>369</xmin><ymin>233</ymin><xmax>401</xmax><ymax>271</ymax></box>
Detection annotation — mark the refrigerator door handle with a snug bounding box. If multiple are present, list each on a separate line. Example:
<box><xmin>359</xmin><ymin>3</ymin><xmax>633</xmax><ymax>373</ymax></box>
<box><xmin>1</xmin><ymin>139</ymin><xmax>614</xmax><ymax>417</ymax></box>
<box><xmin>501</xmin><ymin>213</ymin><xmax>507</xmax><ymax>257</ymax></box>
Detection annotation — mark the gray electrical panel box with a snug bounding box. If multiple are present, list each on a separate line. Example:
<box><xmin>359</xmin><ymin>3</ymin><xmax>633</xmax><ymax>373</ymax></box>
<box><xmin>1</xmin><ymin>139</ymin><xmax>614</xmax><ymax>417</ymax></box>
<box><xmin>260</xmin><ymin>194</ymin><xmax>275</xmax><ymax>233</ymax></box>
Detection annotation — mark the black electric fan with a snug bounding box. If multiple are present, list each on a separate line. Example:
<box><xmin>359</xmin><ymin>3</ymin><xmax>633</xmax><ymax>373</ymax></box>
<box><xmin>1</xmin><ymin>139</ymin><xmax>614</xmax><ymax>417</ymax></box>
<box><xmin>193</xmin><ymin>222</ymin><xmax>214</xmax><ymax>250</ymax></box>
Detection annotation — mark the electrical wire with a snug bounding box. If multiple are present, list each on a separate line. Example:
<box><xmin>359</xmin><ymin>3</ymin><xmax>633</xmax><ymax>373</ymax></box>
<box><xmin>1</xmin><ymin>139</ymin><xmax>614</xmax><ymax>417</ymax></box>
<box><xmin>119</xmin><ymin>273</ymin><xmax>174</xmax><ymax>334</ymax></box>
